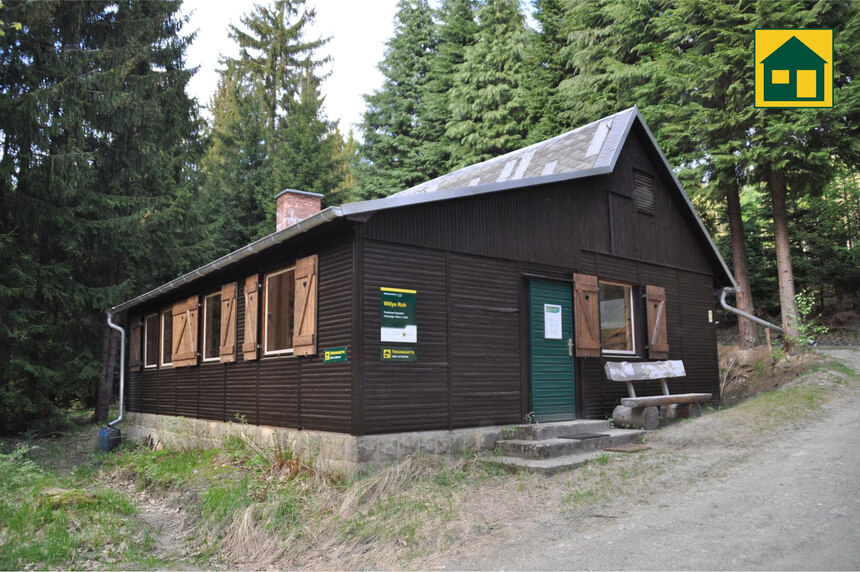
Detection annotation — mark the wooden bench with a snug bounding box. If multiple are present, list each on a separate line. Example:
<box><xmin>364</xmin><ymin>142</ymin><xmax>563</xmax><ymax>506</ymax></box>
<box><xmin>604</xmin><ymin>360</ymin><xmax>711</xmax><ymax>430</ymax></box>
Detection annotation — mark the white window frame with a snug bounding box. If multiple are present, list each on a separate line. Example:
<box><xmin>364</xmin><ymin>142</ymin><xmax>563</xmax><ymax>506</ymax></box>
<box><xmin>143</xmin><ymin>313</ymin><xmax>159</xmax><ymax>369</ymax></box>
<box><xmin>263</xmin><ymin>266</ymin><xmax>296</xmax><ymax>356</ymax></box>
<box><xmin>599</xmin><ymin>280</ymin><xmax>637</xmax><ymax>356</ymax></box>
<box><xmin>201</xmin><ymin>291</ymin><xmax>221</xmax><ymax>363</ymax></box>
<box><xmin>160</xmin><ymin>309</ymin><xmax>173</xmax><ymax>367</ymax></box>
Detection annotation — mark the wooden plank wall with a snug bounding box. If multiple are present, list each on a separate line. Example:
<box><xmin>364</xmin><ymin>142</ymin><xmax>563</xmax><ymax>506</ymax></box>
<box><xmin>359</xmin><ymin>242</ymin><xmax>523</xmax><ymax>434</ymax></box>
<box><xmin>127</xmin><ymin>240</ymin><xmax>353</xmax><ymax>433</ymax></box>
<box><xmin>358</xmin><ymin>127</ymin><xmax>715</xmax><ymax>278</ymax></box>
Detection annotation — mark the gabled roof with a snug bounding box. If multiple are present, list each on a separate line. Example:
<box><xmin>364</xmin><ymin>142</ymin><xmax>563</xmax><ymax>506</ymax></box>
<box><xmin>111</xmin><ymin>106</ymin><xmax>736</xmax><ymax>314</ymax></box>
<box><xmin>760</xmin><ymin>36</ymin><xmax>827</xmax><ymax>66</ymax></box>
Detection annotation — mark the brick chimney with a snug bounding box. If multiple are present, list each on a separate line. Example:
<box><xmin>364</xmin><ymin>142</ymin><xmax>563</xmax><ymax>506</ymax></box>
<box><xmin>275</xmin><ymin>189</ymin><xmax>323</xmax><ymax>232</ymax></box>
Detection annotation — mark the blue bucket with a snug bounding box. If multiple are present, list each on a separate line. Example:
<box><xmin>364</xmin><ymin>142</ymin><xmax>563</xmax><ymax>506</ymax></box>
<box><xmin>97</xmin><ymin>426</ymin><xmax>121</xmax><ymax>452</ymax></box>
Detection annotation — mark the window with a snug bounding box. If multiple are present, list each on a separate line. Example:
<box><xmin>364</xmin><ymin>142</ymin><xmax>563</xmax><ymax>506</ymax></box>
<box><xmin>599</xmin><ymin>281</ymin><xmax>635</xmax><ymax>354</ymax></box>
<box><xmin>160</xmin><ymin>310</ymin><xmax>173</xmax><ymax>366</ymax></box>
<box><xmin>772</xmin><ymin>69</ymin><xmax>789</xmax><ymax>84</ymax></box>
<box><xmin>143</xmin><ymin>313</ymin><xmax>159</xmax><ymax>368</ymax></box>
<box><xmin>264</xmin><ymin>266</ymin><xmax>295</xmax><ymax>355</ymax></box>
<box><xmin>202</xmin><ymin>292</ymin><xmax>221</xmax><ymax>362</ymax></box>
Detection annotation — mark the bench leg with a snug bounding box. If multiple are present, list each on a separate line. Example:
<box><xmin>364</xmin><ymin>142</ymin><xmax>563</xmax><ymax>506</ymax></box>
<box><xmin>663</xmin><ymin>403</ymin><xmax>680</xmax><ymax>420</ymax></box>
<box><xmin>662</xmin><ymin>402</ymin><xmax>703</xmax><ymax>420</ymax></box>
<box><xmin>687</xmin><ymin>402</ymin><xmax>702</xmax><ymax>418</ymax></box>
<box><xmin>613</xmin><ymin>405</ymin><xmax>659</xmax><ymax>430</ymax></box>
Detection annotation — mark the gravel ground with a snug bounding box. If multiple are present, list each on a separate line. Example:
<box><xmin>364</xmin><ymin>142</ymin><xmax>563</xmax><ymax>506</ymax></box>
<box><xmin>444</xmin><ymin>348</ymin><xmax>860</xmax><ymax>571</ymax></box>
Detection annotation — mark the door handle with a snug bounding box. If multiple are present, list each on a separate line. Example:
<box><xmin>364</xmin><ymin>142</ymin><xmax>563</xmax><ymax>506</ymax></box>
<box><xmin>568</xmin><ymin>338</ymin><xmax>574</xmax><ymax>357</ymax></box>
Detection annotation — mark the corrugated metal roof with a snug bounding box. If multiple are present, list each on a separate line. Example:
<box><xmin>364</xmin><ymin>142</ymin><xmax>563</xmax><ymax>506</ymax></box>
<box><xmin>110</xmin><ymin>106</ymin><xmax>736</xmax><ymax>314</ymax></box>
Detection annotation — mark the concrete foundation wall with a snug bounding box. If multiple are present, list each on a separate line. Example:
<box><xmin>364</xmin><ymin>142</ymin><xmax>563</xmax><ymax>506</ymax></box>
<box><xmin>124</xmin><ymin>412</ymin><xmax>505</xmax><ymax>472</ymax></box>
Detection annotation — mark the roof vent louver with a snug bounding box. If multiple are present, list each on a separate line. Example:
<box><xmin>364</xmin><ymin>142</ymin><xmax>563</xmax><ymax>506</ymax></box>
<box><xmin>633</xmin><ymin>169</ymin><xmax>656</xmax><ymax>215</ymax></box>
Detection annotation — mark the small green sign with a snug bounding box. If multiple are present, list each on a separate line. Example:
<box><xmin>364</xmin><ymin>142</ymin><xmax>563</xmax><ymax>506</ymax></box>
<box><xmin>381</xmin><ymin>347</ymin><xmax>417</xmax><ymax>362</ymax></box>
<box><xmin>323</xmin><ymin>346</ymin><xmax>348</xmax><ymax>363</ymax></box>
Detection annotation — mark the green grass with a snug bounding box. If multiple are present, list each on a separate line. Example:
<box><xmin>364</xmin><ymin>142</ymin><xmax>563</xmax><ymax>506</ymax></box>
<box><xmin>815</xmin><ymin>359</ymin><xmax>858</xmax><ymax>380</ymax></box>
<box><xmin>0</xmin><ymin>445</ymin><xmax>149</xmax><ymax>570</ymax></box>
<box><xmin>735</xmin><ymin>385</ymin><xmax>828</xmax><ymax>424</ymax></box>
<box><xmin>106</xmin><ymin>446</ymin><xmax>221</xmax><ymax>489</ymax></box>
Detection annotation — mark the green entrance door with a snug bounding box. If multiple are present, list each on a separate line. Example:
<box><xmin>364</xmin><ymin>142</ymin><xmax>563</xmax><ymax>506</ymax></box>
<box><xmin>529</xmin><ymin>279</ymin><xmax>576</xmax><ymax>422</ymax></box>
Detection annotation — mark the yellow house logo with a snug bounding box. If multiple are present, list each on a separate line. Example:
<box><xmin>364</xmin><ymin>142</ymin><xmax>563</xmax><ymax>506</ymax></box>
<box><xmin>755</xmin><ymin>29</ymin><xmax>833</xmax><ymax>108</ymax></box>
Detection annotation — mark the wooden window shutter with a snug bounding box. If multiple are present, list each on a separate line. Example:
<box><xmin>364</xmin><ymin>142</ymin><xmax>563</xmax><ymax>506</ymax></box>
<box><xmin>242</xmin><ymin>274</ymin><xmax>260</xmax><ymax>361</ymax></box>
<box><xmin>172</xmin><ymin>296</ymin><xmax>199</xmax><ymax>368</ymax></box>
<box><xmin>573</xmin><ymin>273</ymin><xmax>601</xmax><ymax>358</ymax></box>
<box><xmin>646</xmin><ymin>285</ymin><xmax>669</xmax><ymax>359</ymax></box>
<box><xmin>129</xmin><ymin>317</ymin><xmax>142</xmax><ymax>372</ymax></box>
<box><xmin>293</xmin><ymin>255</ymin><xmax>318</xmax><ymax>356</ymax></box>
<box><xmin>220</xmin><ymin>282</ymin><xmax>237</xmax><ymax>363</ymax></box>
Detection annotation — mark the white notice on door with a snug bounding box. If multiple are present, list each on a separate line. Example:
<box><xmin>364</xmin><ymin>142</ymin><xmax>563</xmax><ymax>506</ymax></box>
<box><xmin>544</xmin><ymin>304</ymin><xmax>562</xmax><ymax>339</ymax></box>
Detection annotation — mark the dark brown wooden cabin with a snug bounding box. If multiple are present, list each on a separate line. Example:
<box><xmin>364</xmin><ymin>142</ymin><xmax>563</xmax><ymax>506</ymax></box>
<box><xmin>113</xmin><ymin>107</ymin><xmax>736</xmax><ymax>436</ymax></box>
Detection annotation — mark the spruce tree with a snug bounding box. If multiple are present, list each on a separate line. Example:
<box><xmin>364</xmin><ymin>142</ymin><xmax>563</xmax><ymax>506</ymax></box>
<box><xmin>524</xmin><ymin>0</ymin><xmax>569</xmax><ymax>143</ymax></box>
<box><xmin>201</xmin><ymin>0</ymin><xmax>339</xmax><ymax>253</ymax></box>
<box><xmin>445</xmin><ymin>0</ymin><xmax>530</xmax><ymax>168</ymax></box>
<box><xmin>553</xmin><ymin>0</ymin><xmax>667</xmax><ymax>128</ymax></box>
<box><xmin>0</xmin><ymin>0</ymin><xmax>199</xmax><ymax>430</ymax></box>
<box><xmin>200</xmin><ymin>73</ymin><xmax>273</xmax><ymax>253</ymax></box>
<box><xmin>274</xmin><ymin>60</ymin><xmax>344</xmax><ymax>200</ymax></box>
<box><xmin>740</xmin><ymin>0</ymin><xmax>858</xmax><ymax>344</ymax></box>
<box><xmin>225</xmin><ymin>0</ymin><xmax>327</xmax><ymax>144</ymax></box>
<box><xmin>356</xmin><ymin>0</ymin><xmax>438</xmax><ymax>198</ymax></box>
<box><xmin>650</xmin><ymin>0</ymin><xmax>762</xmax><ymax>347</ymax></box>
<box><xmin>420</xmin><ymin>0</ymin><xmax>477</xmax><ymax>175</ymax></box>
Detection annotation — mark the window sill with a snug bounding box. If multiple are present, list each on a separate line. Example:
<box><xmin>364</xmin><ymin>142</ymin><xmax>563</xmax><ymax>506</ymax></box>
<box><xmin>263</xmin><ymin>350</ymin><xmax>295</xmax><ymax>359</ymax></box>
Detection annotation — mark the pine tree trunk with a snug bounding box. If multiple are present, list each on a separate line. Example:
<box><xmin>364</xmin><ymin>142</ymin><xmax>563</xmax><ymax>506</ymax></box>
<box><xmin>725</xmin><ymin>180</ymin><xmax>758</xmax><ymax>348</ymax></box>
<box><xmin>768</xmin><ymin>167</ymin><xmax>800</xmax><ymax>348</ymax></box>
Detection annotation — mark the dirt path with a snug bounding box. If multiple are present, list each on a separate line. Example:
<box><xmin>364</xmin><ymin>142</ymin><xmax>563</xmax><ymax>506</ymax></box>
<box><xmin>445</xmin><ymin>349</ymin><xmax>860</xmax><ymax>570</ymax></box>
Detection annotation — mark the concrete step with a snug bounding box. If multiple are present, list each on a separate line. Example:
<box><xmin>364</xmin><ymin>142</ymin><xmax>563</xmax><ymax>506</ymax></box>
<box><xmin>495</xmin><ymin>429</ymin><xmax>644</xmax><ymax>460</ymax></box>
<box><xmin>507</xmin><ymin>419</ymin><xmax>610</xmax><ymax>441</ymax></box>
<box><xmin>488</xmin><ymin>451</ymin><xmax>608</xmax><ymax>476</ymax></box>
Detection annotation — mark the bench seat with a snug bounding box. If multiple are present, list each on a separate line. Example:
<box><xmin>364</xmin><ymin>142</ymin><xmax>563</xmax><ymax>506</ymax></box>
<box><xmin>620</xmin><ymin>392</ymin><xmax>712</xmax><ymax>408</ymax></box>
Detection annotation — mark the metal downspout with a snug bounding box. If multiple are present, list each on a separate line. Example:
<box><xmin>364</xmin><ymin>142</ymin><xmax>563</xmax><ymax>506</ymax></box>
<box><xmin>106</xmin><ymin>310</ymin><xmax>125</xmax><ymax>427</ymax></box>
<box><xmin>719</xmin><ymin>287</ymin><xmax>784</xmax><ymax>334</ymax></box>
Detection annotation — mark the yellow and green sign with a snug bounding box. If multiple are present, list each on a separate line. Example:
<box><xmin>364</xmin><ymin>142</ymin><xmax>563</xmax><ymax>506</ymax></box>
<box><xmin>381</xmin><ymin>347</ymin><xmax>417</xmax><ymax>362</ymax></box>
<box><xmin>755</xmin><ymin>29</ymin><xmax>833</xmax><ymax>108</ymax></box>
<box><xmin>380</xmin><ymin>287</ymin><xmax>417</xmax><ymax>343</ymax></box>
<box><xmin>323</xmin><ymin>346</ymin><xmax>347</xmax><ymax>363</ymax></box>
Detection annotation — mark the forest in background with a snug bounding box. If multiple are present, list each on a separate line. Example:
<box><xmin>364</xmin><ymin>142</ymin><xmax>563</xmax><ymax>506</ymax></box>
<box><xmin>0</xmin><ymin>0</ymin><xmax>857</xmax><ymax>432</ymax></box>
